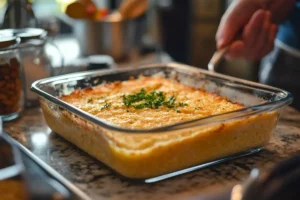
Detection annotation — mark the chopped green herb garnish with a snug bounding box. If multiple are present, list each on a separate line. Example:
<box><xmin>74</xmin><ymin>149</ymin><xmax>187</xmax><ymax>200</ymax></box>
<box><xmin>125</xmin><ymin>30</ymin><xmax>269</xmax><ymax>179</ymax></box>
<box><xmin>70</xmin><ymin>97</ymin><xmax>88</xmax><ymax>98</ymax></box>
<box><xmin>101</xmin><ymin>101</ymin><xmax>111</xmax><ymax>110</ymax></box>
<box><xmin>122</xmin><ymin>89</ymin><xmax>187</xmax><ymax>111</ymax></box>
<box><xmin>179</xmin><ymin>102</ymin><xmax>188</xmax><ymax>107</ymax></box>
<box><xmin>163</xmin><ymin>95</ymin><xmax>176</xmax><ymax>108</ymax></box>
<box><xmin>87</xmin><ymin>98</ymin><xmax>93</xmax><ymax>103</ymax></box>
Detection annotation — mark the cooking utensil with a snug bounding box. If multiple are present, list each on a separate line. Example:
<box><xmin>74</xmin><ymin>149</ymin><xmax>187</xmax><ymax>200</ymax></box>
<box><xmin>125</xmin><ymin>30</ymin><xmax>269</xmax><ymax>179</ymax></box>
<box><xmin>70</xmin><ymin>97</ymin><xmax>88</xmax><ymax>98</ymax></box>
<box><xmin>208</xmin><ymin>34</ymin><xmax>242</xmax><ymax>72</ymax></box>
<box><xmin>73</xmin><ymin>13</ymin><xmax>146</xmax><ymax>60</ymax></box>
<box><xmin>69</xmin><ymin>0</ymin><xmax>147</xmax><ymax>60</ymax></box>
<box><xmin>117</xmin><ymin>0</ymin><xmax>148</xmax><ymax>19</ymax></box>
<box><xmin>208</xmin><ymin>46</ymin><xmax>229</xmax><ymax>72</ymax></box>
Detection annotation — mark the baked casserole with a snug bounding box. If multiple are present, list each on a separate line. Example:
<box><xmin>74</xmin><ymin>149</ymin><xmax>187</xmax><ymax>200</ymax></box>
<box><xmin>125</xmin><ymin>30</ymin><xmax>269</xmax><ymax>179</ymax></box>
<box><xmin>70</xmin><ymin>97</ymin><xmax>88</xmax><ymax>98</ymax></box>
<box><xmin>40</xmin><ymin>75</ymin><xmax>278</xmax><ymax>179</ymax></box>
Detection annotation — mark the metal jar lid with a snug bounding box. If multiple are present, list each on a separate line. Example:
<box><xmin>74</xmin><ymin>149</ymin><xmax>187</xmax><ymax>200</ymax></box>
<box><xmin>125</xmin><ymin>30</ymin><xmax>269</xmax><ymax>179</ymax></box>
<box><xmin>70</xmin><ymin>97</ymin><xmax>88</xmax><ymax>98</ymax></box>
<box><xmin>0</xmin><ymin>36</ymin><xmax>19</xmax><ymax>49</ymax></box>
<box><xmin>0</xmin><ymin>28</ymin><xmax>47</xmax><ymax>43</ymax></box>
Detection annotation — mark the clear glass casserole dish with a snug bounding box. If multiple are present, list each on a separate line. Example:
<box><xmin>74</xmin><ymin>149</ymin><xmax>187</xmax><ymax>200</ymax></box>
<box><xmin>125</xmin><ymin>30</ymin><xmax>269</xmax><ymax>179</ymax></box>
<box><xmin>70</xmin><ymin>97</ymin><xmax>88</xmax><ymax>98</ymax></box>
<box><xmin>31</xmin><ymin>63</ymin><xmax>293</xmax><ymax>182</ymax></box>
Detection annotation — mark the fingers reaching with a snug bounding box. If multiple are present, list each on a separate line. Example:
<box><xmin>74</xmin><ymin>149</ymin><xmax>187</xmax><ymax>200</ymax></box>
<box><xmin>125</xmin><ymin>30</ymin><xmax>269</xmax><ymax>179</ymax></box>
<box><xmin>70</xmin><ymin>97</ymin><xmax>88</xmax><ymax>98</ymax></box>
<box><xmin>216</xmin><ymin>0</ymin><xmax>258</xmax><ymax>49</ymax></box>
<box><xmin>258</xmin><ymin>14</ymin><xmax>278</xmax><ymax>58</ymax></box>
<box><xmin>226</xmin><ymin>41</ymin><xmax>245</xmax><ymax>60</ymax></box>
<box><xmin>225</xmin><ymin>10</ymin><xmax>278</xmax><ymax>61</ymax></box>
<box><xmin>257</xmin><ymin>11</ymin><xmax>272</xmax><ymax>56</ymax></box>
<box><xmin>243</xmin><ymin>9</ymin><xmax>266</xmax><ymax>60</ymax></box>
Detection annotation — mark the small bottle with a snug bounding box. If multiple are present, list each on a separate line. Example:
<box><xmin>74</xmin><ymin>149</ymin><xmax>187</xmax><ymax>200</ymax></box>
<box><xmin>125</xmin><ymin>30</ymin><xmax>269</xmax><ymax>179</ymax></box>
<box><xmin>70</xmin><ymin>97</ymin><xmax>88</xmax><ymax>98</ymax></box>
<box><xmin>0</xmin><ymin>36</ymin><xmax>23</xmax><ymax>121</ymax></box>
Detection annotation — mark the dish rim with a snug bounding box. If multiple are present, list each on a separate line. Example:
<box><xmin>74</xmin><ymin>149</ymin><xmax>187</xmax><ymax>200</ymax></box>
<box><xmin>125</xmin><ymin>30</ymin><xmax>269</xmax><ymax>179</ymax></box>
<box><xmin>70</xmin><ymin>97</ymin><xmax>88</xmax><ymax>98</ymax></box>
<box><xmin>31</xmin><ymin>62</ymin><xmax>293</xmax><ymax>133</ymax></box>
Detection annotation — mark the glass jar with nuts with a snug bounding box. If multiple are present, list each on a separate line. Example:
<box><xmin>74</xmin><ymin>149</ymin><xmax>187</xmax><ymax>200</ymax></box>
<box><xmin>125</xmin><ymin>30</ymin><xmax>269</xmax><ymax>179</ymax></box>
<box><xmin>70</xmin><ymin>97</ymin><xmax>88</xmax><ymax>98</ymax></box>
<box><xmin>0</xmin><ymin>37</ymin><xmax>23</xmax><ymax>121</ymax></box>
<box><xmin>0</xmin><ymin>28</ymin><xmax>64</xmax><ymax>108</ymax></box>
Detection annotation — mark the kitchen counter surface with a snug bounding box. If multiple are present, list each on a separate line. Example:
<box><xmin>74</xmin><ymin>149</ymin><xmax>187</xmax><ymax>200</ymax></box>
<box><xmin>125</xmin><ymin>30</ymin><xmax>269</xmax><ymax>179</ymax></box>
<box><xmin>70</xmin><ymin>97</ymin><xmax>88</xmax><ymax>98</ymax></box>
<box><xmin>4</xmin><ymin>106</ymin><xmax>300</xmax><ymax>200</ymax></box>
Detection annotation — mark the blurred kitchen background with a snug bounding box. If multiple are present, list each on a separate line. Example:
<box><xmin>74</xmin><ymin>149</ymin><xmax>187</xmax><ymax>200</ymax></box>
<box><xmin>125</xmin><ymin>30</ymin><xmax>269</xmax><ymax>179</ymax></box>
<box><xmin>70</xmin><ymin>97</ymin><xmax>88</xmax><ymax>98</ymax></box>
<box><xmin>0</xmin><ymin>0</ymin><xmax>260</xmax><ymax>81</ymax></box>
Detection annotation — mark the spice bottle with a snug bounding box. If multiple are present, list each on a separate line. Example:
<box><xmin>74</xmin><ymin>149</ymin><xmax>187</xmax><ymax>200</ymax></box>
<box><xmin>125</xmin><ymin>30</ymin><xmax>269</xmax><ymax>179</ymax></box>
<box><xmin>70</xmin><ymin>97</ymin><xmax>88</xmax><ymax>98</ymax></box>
<box><xmin>0</xmin><ymin>28</ymin><xmax>64</xmax><ymax>107</ymax></box>
<box><xmin>0</xmin><ymin>37</ymin><xmax>22</xmax><ymax>121</ymax></box>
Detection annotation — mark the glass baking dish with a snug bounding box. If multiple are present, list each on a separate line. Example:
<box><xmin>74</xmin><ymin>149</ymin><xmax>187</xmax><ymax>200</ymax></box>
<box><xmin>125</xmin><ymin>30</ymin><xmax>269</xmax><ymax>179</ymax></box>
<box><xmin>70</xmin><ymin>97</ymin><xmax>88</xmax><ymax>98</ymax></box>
<box><xmin>0</xmin><ymin>132</ymin><xmax>29</xmax><ymax>200</ymax></box>
<box><xmin>31</xmin><ymin>63</ymin><xmax>293</xmax><ymax>182</ymax></box>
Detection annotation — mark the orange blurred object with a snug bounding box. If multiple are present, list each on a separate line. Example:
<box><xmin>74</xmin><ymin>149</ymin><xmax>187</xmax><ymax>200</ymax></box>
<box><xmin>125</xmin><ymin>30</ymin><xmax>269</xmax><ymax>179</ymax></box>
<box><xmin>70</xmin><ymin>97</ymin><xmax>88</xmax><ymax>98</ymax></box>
<box><xmin>66</xmin><ymin>0</ymin><xmax>109</xmax><ymax>20</ymax></box>
<box><xmin>86</xmin><ymin>3</ymin><xmax>97</xmax><ymax>15</ymax></box>
<box><xmin>66</xmin><ymin>1</ymin><xmax>89</xmax><ymax>19</ymax></box>
<box><xmin>118</xmin><ymin>0</ymin><xmax>148</xmax><ymax>19</ymax></box>
<box><xmin>94</xmin><ymin>8</ymin><xmax>109</xmax><ymax>20</ymax></box>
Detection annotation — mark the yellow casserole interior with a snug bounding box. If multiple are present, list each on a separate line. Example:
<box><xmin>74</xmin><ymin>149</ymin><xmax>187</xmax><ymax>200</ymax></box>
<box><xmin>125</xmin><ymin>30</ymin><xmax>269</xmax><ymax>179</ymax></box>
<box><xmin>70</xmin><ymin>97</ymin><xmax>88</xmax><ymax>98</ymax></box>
<box><xmin>40</xmin><ymin>76</ymin><xmax>278</xmax><ymax>178</ymax></box>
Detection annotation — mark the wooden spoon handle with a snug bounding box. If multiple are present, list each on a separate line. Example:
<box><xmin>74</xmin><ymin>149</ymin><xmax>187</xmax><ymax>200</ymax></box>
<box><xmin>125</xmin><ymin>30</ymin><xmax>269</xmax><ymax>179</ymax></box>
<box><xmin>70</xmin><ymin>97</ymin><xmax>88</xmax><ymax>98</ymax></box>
<box><xmin>119</xmin><ymin>0</ymin><xmax>148</xmax><ymax>19</ymax></box>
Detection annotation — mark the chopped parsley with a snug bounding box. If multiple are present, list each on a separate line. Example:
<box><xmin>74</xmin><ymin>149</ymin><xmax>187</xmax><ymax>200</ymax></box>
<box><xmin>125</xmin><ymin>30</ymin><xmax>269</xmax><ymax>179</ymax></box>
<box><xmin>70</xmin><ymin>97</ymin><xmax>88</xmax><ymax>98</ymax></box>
<box><xmin>87</xmin><ymin>98</ymin><xmax>93</xmax><ymax>103</ymax></box>
<box><xmin>100</xmin><ymin>101</ymin><xmax>111</xmax><ymax>110</ymax></box>
<box><xmin>164</xmin><ymin>95</ymin><xmax>176</xmax><ymax>108</ymax></box>
<box><xmin>179</xmin><ymin>102</ymin><xmax>188</xmax><ymax>107</ymax></box>
<box><xmin>121</xmin><ymin>88</ymin><xmax>188</xmax><ymax>110</ymax></box>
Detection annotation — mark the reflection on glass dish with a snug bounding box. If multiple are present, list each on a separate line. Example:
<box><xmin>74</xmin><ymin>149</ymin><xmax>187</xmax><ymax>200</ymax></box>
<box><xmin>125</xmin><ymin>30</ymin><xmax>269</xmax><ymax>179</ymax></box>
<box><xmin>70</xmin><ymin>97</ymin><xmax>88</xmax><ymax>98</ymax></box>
<box><xmin>31</xmin><ymin>63</ymin><xmax>293</xmax><ymax>180</ymax></box>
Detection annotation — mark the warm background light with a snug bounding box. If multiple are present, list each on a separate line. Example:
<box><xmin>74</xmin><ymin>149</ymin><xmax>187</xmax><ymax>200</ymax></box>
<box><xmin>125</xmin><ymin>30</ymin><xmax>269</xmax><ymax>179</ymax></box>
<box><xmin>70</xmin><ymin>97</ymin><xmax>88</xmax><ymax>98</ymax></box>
<box><xmin>55</xmin><ymin>0</ymin><xmax>75</xmax><ymax>12</ymax></box>
<box><xmin>0</xmin><ymin>0</ymin><xmax>76</xmax><ymax>13</ymax></box>
<box><xmin>0</xmin><ymin>0</ymin><xmax>7</xmax><ymax>9</ymax></box>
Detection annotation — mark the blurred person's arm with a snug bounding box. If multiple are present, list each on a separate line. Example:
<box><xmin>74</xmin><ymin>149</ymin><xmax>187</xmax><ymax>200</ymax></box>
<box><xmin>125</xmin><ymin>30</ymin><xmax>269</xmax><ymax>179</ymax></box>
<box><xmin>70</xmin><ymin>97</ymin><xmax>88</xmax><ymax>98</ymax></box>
<box><xmin>216</xmin><ymin>0</ymin><xmax>295</xmax><ymax>60</ymax></box>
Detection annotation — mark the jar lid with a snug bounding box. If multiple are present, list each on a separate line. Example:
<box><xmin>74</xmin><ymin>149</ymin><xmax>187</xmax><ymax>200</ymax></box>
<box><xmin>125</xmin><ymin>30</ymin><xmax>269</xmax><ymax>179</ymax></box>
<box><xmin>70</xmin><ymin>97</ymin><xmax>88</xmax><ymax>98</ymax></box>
<box><xmin>0</xmin><ymin>28</ymin><xmax>47</xmax><ymax>42</ymax></box>
<box><xmin>0</xmin><ymin>36</ymin><xmax>19</xmax><ymax>49</ymax></box>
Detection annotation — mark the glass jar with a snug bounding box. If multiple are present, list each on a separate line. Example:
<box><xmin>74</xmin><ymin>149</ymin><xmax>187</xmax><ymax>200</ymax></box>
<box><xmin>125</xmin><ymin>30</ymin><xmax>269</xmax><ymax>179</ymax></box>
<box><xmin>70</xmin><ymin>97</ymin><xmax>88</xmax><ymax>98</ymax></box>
<box><xmin>0</xmin><ymin>28</ymin><xmax>63</xmax><ymax>107</ymax></box>
<box><xmin>0</xmin><ymin>37</ymin><xmax>23</xmax><ymax>121</ymax></box>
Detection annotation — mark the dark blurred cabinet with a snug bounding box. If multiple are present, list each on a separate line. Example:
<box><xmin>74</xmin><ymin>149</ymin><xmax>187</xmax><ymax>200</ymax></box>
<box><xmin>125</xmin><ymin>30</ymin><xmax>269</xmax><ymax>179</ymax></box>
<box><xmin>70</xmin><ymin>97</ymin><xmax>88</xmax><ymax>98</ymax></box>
<box><xmin>156</xmin><ymin>0</ymin><xmax>225</xmax><ymax>67</ymax></box>
<box><xmin>156</xmin><ymin>0</ymin><xmax>191</xmax><ymax>64</ymax></box>
<box><xmin>189</xmin><ymin>0</ymin><xmax>226</xmax><ymax>68</ymax></box>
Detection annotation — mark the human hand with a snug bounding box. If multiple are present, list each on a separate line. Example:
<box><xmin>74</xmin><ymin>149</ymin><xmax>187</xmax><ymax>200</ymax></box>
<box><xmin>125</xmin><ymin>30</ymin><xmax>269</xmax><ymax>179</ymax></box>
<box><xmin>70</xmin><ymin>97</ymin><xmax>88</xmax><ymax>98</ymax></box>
<box><xmin>216</xmin><ymin>0</ymin><xmax>295</xmax><ymax>60</ymax></box>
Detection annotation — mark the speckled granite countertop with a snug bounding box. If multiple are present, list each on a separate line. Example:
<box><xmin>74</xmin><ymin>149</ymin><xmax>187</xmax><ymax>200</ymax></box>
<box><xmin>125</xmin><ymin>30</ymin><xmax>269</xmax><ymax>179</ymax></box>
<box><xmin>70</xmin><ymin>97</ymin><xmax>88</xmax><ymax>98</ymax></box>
<box><xmin>3</xmin><ymin>106</ymin><xmax>300</xmax><ymax>200</ymax></box>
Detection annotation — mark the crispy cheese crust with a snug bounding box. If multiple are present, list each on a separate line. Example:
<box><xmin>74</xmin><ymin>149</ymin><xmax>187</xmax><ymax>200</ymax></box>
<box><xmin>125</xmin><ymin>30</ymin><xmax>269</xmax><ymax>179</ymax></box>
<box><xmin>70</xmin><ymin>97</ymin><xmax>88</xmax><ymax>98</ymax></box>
<box><xmin>41</xmin><ymin>76</ymin><xmax>278</xmax><ymax>178</ymax></box>
<box><xmin>60</xmin><ymin>76</ymin><xmax>245</xmax><ymax>129</ymax></box>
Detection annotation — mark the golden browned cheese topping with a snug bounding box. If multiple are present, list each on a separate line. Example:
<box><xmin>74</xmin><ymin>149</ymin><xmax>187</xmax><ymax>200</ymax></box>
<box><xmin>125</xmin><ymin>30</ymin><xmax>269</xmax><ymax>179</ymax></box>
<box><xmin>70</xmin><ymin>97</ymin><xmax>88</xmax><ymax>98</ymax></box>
<box><xmin>60</xmin><ymin>76</ymin><xmax>245</xmax><ymax>129</ymax></box>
